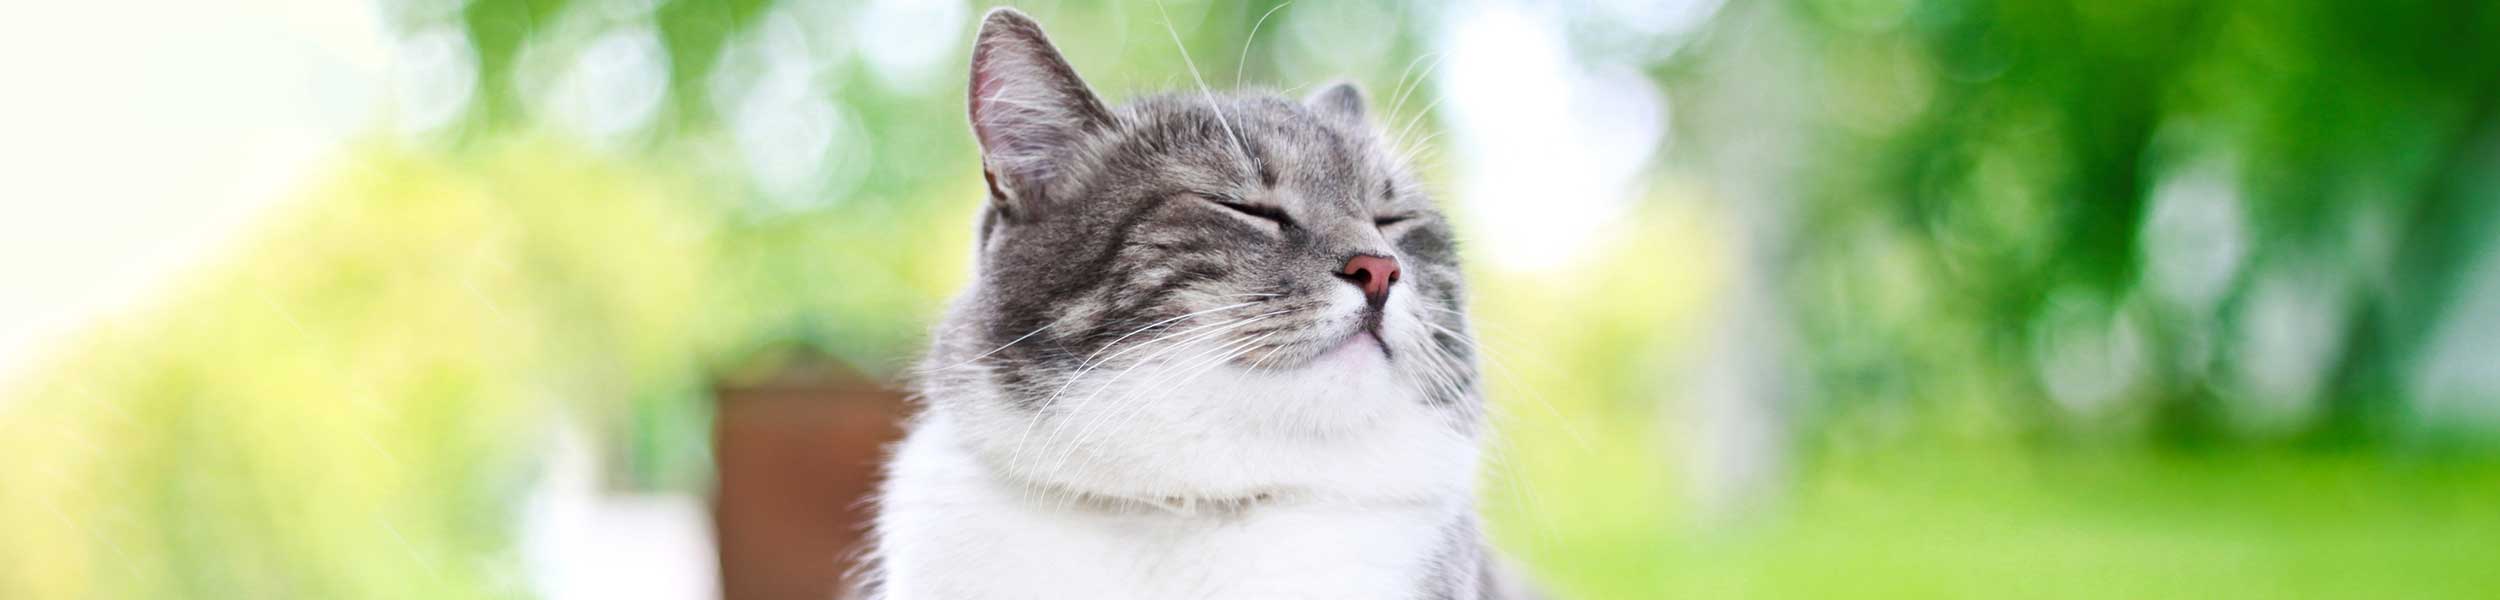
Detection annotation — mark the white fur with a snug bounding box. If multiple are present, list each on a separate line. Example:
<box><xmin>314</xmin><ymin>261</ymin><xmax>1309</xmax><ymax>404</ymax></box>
<box><xmin>875</xmin><ymin>289</ymin><xmax>1483</xmax><ymax>599</ymax></box>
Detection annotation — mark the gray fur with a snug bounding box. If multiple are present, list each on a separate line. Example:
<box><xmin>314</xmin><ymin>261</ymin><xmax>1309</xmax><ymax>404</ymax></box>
<box><xmin>1306</xmin><ymin>81</ymin><xmax>1370</xmax><ymax>122</ymax></box>
<box><xmin>931</xmin><ymin>8</ymin><xmax>1474</xmax><ymax>414</ymax></box>
<box><xmin>895</xmin><ymin>7</ymin><xmax>1525</xmax><ymax>597</ymax></box>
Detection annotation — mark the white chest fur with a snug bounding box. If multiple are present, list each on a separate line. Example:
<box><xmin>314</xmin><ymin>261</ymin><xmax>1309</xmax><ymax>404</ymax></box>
<box><xmin>876</xmin><ymin>292</ymin><xmax>1487</xmax><ymax>599</ymax></box>
<box><xmin>874</xmin><ymin>418</ymin><xmax>1467</xmax><ymax>599</ymax></box>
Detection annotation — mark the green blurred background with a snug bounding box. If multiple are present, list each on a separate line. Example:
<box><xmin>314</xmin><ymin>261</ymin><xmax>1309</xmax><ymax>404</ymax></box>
<box><xmin>4</xmin><ymin>0</ymin><xmax>2499</xmax><ymax>598</ymax></box>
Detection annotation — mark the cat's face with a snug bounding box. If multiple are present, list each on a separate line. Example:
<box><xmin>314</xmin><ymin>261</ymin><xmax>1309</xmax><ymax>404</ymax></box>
<box><xmin>923</xmin><ymin>9</ymin><xmax>1479</xmax><ymax>498</ymax></box>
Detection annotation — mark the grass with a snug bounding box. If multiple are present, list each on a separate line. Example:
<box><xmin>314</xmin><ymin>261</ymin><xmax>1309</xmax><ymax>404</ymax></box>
<box><xmin>1453</xmin><ymin>199</ymin><xmax>2500</xmax><ymax>598</ymax></box>
<box><xmin>1495</xmin><ymin>445</ymin><xmax>2500</xmax><ymax>599</ymax></box>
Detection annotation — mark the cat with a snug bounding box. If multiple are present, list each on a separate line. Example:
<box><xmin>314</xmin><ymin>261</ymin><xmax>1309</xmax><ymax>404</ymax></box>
<box><xmin>866</xmin><ymin>8</ymin><xmax>1530</xmax><ymax>599</ymax></box>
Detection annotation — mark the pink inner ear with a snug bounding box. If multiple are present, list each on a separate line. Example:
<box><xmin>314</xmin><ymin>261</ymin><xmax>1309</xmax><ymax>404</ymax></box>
<box><xmin>967</xmin><ymin>60</ymin><xmax>1050</xmax><ymax>192</ymax></box>
<box><xmin>968</xmin><ymin>59</ymin><xmax>1012</xmax><ymax>149</ymax></box>
<box><xmin>965</xmin><ymin>9</ymin><xmax>1114</xmax><ymax>203</ymax></box>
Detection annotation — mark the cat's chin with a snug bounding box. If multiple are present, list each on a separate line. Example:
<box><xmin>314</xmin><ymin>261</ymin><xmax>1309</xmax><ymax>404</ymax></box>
<box><xmin>1306</xmin><ymin>330</ymin><xmax>1392</xmax><ymax>370</ymax></box>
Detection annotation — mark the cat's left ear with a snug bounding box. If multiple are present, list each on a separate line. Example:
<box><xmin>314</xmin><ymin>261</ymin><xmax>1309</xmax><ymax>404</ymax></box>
<box><xmin>968</xmin><ymin>8</ymin><xmax>1114</xmax><ymax>220</ymax></box>
<box><xmin>1306</xmin><ymin>81</ymin><xmax>1367</xmax><ymax>121</ymax></box>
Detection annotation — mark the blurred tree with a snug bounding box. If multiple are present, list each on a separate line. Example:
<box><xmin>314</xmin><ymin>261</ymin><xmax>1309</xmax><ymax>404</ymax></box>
<box><xmin>1684</xmin><ymin>0</ymin><xmax>2500</xmax><ymax>448</ymax></box>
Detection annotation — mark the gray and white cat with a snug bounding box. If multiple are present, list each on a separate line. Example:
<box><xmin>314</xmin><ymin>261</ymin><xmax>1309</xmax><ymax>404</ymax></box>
<box><xmin>868</xmin><ymin>8</ymin><xmax>1528</xmax><ymax>599</ymax></box>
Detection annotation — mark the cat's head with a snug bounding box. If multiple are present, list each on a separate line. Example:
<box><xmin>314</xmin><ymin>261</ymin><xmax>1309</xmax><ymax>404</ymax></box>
<box><xmin>921</xmin><ymin>8</ymin><xmax>1479</xmax><ymax>501</ymax></box>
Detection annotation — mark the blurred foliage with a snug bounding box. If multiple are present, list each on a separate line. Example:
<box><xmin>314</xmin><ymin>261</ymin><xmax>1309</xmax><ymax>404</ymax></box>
<box><xmin>1740</xmin><ymin>0</ymin><xmax>2500</xmax><ymax>447</ymax></box>
<box><xmin>0</xmin><ymin>134</ymin><xmax>981</xmax><ymax>596</ymax></box>
<box><xmin>5</xmin><ymin>142</ymin><xmax>679</xmax><ymax>598</ymax></box>
<box><xmin>7</xmin><ymin>0</ymin><xmax>2500</xmax><ymax>599</ymax></box>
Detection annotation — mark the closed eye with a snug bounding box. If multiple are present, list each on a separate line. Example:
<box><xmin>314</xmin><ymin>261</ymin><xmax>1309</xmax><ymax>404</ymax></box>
<box><xmin>1204</xmin><ymin>195</ymin><xmax>1291</xmax><ymax>227</ymax></box>
<box><xmin>1374</xmin><ymin>214</ymin><xmax>1416</xmax><ymax>228</ymax></box>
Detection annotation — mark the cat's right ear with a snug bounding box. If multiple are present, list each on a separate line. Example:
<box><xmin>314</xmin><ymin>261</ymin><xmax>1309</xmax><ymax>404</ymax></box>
<box><xmin>1305</xmin><ymin>81</ymin><xmax>1368</xmax><ymax>122</ymax></box>
<box><xmin>968</xmin><ymin>8</ymin><xmax>1113</xmax><ymax>220</ymax></box>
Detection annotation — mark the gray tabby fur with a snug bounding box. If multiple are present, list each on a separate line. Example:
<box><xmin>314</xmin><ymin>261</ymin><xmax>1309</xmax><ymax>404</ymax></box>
<box><xmin>866</xmin><ymin>8</ymin><xmax>1531</xmax><ymax>599</ymax></box>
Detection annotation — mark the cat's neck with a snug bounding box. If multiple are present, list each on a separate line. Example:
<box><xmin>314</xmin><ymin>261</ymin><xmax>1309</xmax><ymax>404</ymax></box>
<box><xmin>874</xmin><ymin>411</ymin><xmax>1481</xmax><ymax>599</ymax></box>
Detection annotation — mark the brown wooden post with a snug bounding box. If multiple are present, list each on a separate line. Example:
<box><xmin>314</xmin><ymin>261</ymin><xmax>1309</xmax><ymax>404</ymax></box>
<box><xmin>712</xmin><ymin>365</ymin><xmax>909</xmax><ymax>600</ymax></box>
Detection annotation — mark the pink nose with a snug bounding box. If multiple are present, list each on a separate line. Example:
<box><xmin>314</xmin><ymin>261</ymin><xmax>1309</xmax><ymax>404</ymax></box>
<box><xmin>1338</xmin><ymin>254</ymin><xmax>1401</xmax><ymax>306</ymax></box>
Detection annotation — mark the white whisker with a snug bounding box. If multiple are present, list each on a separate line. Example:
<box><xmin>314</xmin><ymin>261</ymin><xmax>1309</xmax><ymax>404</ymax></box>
<box><xmin>1022</xmin><ymin>309</ymin><xmax>1283</xmax><ymax>456</ymax></box>
<box><xmin>929</xmin><ymin>322</ymin><xmax>1053</xmax><ymax>372</ymax></box>
<box><xmin>1065</xmin><ymin>328</ymin><xmax>1282</xmax><ymax>471</ymax></box>
<box><xmin>1390</xmin><ymin>94</ymin><xmax>1446</xmax><ymax>155</ymax></box>
<box><xmin>1007</xmin><ymin>302</ymin><xmax>1266</xmax><ymax>477</ymax></box>
<box><xmin>1042</xmin><ymin>314</ymin><xmax>1281</xmax><ymax>474</ymax></box>
<box><xmin>1420</xmin><ymin>318</ymin><xmax>1590</xmax><ymax>453</ymax></box>
<box><xmin>1236</xmin><ymin>2</ymin><xmax>1293</xmax><ymax>91</ymax></box>
<box><xmin>1383</xmin><ymin>52</ymin><xmax>1445</xmax><ymax>123</ymax></box>
<box><xmin>1154</xmin><ymin>0</ymin><xmax>1246</xmax><ymax>156</ymax></box>
<box><xmin>1395</xmin><ymin>131</ymin><xmax>1448</xmax><ymax>167</ymax></box>
<box><xmin>1012</xmin><ymin>317</ymin><xmax>1249</xmax><ymax>491</ymax></box>
<box><xmin>1092</xmin><ymin>330</ymin><xmax>1273</xmax><ymax>429</ymax></box>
